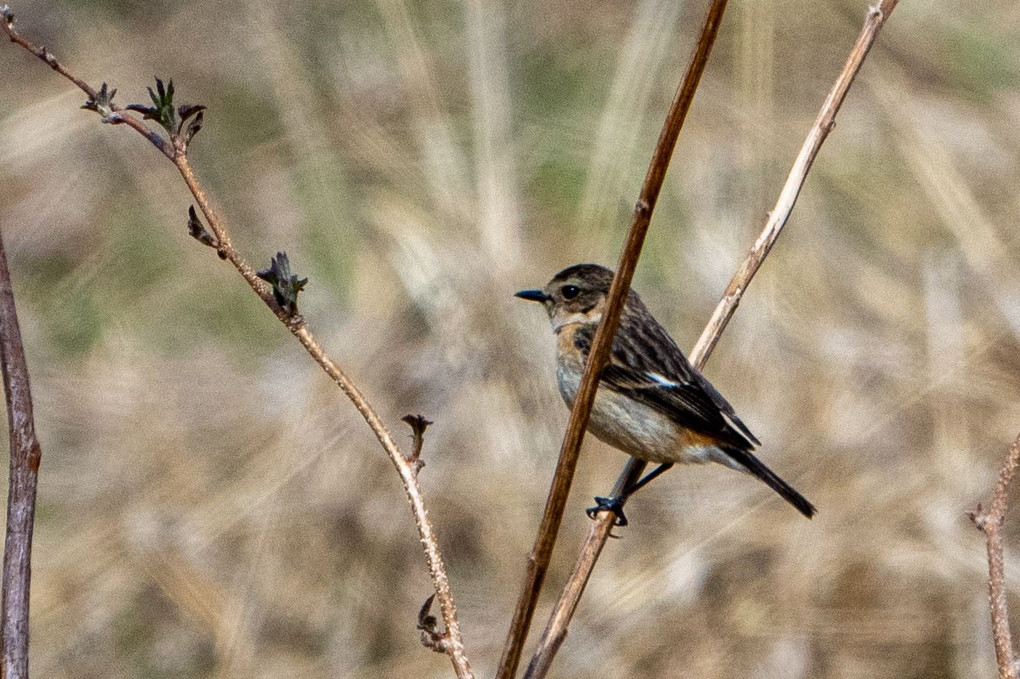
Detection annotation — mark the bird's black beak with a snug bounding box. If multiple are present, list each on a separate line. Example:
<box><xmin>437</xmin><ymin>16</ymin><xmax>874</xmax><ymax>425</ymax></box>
<box><xmin>515</xmin><ymin>289</ymin><xmax>550</xmax><ymax>303</ymax></box>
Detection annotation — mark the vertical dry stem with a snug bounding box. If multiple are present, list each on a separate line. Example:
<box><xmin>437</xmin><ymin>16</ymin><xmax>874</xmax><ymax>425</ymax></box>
<box><xmin>522</xmin><ymin>2</ymin><xmax>901</xmax><ymax>677</ymax></box>
<box><xmin>0</xmin><ymin>231</ymin><xmax>42</xmax><ymax>679</ymax></box>
<box><xmin>970</xmin><ymin>434</ymin><xmax>1020</xmax><ymax>679</ymax></box>
<box><xmin>495</xmin><ymin>1</ymin><xmax>730</xmax><ymax>677</ymax></box>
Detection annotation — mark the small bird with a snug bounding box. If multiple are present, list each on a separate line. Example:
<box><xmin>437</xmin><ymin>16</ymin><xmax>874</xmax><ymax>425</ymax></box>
<box><xmin>516</xmin><ymin>263</ymin><xmax>815</xmax><ymax>523</ymax></box>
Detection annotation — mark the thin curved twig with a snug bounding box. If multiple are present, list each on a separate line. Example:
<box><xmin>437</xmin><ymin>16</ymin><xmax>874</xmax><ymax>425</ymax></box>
<box><xmin>969</xmin><ymin>433</ymin><xmax>1020</xmax><ymax>679</ymax></box>
<box><xmin>523</xmin><ymin>2</ymin><xmax>901</xmax><ymax>676</ymax></box>
<box><xmin>495</xmin><ymin>1</ymin><xmax>731</xmax><ymax>677</ymax></box>
<box><xmin>1</xmin><ymin>10</ymin><xmax>473</xmax><ymax>677</ymax></box>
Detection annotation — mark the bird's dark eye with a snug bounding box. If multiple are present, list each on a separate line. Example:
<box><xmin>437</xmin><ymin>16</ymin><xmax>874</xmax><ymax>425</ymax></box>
<box><xmin>561</xmin><ymin>284</ymin><xmax>580</xmax><ymax>300</ymax></box>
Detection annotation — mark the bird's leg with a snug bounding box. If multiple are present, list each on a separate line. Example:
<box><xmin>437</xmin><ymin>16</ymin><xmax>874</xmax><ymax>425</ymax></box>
<box><xmin>586</xmin><ymin>462</ymin><xmax>674</xmax><ymax>527</ymax></box>
<box><xmin>624</xmin><ymin>462</ymin><xmax>673</xmax><ymax>496</ymax></box>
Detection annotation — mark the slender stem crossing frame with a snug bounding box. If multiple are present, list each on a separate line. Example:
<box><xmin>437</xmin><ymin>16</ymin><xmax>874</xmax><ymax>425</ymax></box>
<box><xmin>495</xmin><ymin>1</ymin><xmax>731</xmax><ymax>677</ymax></box>
<box><xmin>521</xmin><ymin>2</ymin><xmax>901</xmax><ymax>677</ymax></box>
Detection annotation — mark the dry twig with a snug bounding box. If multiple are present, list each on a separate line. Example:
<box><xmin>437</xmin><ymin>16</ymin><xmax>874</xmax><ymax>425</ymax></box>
<box><xmin>969</xmin><ymin>433</ymin><xmax>1020</xmax><ymax>679</ymax></box>
<box><xmin>1</xmin><ymin>8</ymin><xmax>473</xmax><ymax>677</ymax></box>
<box><xmin>0</xmin><ymin>230</ymin><xmax>43</xmax><ymax>679</ymax></box>
<box><xmin>522</xmin><ymin>2</ymin><xmax>901</xmax><ymax>677</ymax></box>
<box><xmin>495</xmin><ymin>1</ymin><xmax>730</xmax><ymax>676</ymax></box>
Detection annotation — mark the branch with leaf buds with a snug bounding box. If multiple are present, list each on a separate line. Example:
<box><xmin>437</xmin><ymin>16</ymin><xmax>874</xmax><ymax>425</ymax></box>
<box><xmin>1</xmin><ymin>7</ymin><xmax>473</xmax><ymax>678</ymax></box>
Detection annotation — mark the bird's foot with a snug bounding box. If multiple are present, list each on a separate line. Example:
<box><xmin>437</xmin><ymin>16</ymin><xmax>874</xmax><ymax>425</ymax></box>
<box><xmin>586</xmin><ymin>496</ymin><xmax>628</xmax><ymax>527</ymax></box>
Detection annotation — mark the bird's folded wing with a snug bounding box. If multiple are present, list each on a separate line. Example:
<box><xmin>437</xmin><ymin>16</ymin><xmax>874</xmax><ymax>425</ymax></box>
<box><xmin>572</xmin><ymin>321</ymin><xmax>760</xmax><ymax>449</ymax></box>
<box><xmin>600</xmin><ymin>361</ymin><xmax>755</xmax><ymax>449</ymax></box>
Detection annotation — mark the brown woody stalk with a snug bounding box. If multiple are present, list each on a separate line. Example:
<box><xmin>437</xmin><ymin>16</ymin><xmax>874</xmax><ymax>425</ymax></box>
<box><xmin>0</xmin><ymin>229</ymin><xmax>43</xmax><ymax>679</ymax></box>
<box><xmin>523</xmin><ymin>2</ymin><xmax>901</xmax><ymax>677</ymax></box>
<box><xmin>495</xmin><ymin>1</ymin><xmax>730</xmax><ymax>678</ymax></box>
<box><xmin>969</xmin><ymin>433</ymin><xmax>1020</xmax><ymax>679</ymax></box>
<box><xmin>1</xmin><ymin>11</ymin><xmax>473</xmax><ymax>678</ymax></box>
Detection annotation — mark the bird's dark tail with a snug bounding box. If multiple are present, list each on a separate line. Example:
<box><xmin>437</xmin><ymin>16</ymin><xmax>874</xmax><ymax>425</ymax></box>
<box><xmin>722</xmin><ymin>446</ymin><xmax>816</xmax><ymax>518</ymax></box>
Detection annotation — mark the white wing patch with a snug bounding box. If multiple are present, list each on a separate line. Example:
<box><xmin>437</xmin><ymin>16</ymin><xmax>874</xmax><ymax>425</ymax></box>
<box><xmin>646</xmin><ymin>372</ymin><xmax>681</xmax><ymax>388</ymax></box>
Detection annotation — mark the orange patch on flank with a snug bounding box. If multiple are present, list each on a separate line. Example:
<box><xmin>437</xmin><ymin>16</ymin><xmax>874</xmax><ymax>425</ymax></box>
<box><xmin>676</xmin><ymin>428</ymin><xmax>727</xmax><ymax>449</ymax></box>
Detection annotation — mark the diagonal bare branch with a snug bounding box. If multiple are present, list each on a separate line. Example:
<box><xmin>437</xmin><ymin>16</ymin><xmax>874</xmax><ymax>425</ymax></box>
<box><xmin>495</xmin><ymin>1</ymin><xmax>731</xmax><ymax>677</ymax></box>
<box><xmin>522</xmin><ymin>2</ymin><xmax>901</xmax><ymax>677</ymax></box>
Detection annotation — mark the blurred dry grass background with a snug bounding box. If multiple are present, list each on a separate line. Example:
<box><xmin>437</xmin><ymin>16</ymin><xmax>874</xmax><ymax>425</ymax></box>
<box><xmin>1</xmin><ymin>0</ymin><xmax>1020</xmax><ymax>677</ymax></box>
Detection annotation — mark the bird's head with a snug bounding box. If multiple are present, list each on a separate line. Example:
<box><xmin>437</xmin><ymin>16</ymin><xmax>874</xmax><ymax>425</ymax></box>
<box><xmin>515</xmin><ymin>263</ymin><xmax>616</xmax><ymax>331</ymax></box>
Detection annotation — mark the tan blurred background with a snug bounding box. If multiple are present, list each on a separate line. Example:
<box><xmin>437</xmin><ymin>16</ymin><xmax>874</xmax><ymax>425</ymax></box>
<box><xmin>2</xmin><ymin>0</ymin><xmax>1019</xmax><ymax>676</ymax></box>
